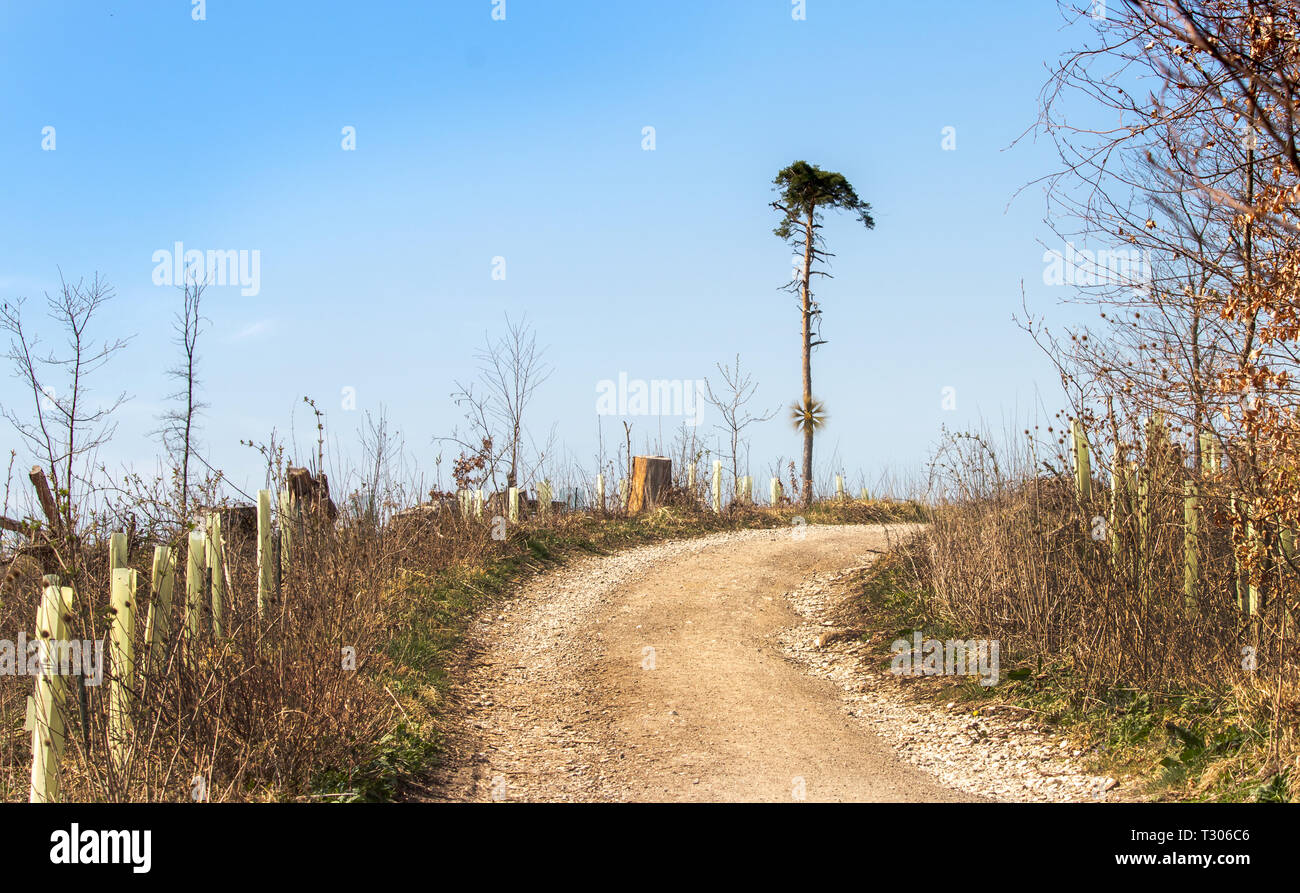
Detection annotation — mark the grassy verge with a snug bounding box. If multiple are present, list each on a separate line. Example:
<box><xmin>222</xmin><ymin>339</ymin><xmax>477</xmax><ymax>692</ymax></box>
<box><xmin>848</xmin><ymin>540</ymin><xmax>1290</xmax><ymax>803</ymax></box>
<box><xmin>311</xmin><ymin>499</ymin><xmax>923</xmax><ymax>801</ymax></box>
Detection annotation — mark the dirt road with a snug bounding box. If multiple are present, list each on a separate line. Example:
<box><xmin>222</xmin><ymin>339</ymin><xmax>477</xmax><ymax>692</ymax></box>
<box><xmin>433</xmin><ymin>523</ymin><xmax>980</xmax><ymax>802</ymax></box>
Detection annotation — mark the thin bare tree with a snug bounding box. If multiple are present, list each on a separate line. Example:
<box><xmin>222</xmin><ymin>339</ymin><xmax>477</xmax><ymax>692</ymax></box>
<box><xmin>703</xmin><ymin>354</ymin><xmax>777</xmax><ymax>497</ymax></box>
<box><xmin>358</xmin><ymin>404</ymin><xmax>403</xmax><ymax>523</ymax></box>
<box><xmin>155</xmin><ymin>280</ymin><xmax>208</xmax><ymax>525</ymax></box>
<box><xmin>1</xmin><ymin>272</ymin><xmax>130</xmax><ymax>540</ymax></box>
<box><xmin>447</xmin><ymin>315</ymin><xmax>551</xmax><ymax>492</ymax></box>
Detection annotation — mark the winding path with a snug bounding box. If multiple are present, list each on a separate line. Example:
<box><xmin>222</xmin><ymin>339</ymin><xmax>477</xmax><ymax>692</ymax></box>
<box><xmin>432</xmin><ymin>524</ymin><xmax>978</xmax><ymax>802</ymax></box>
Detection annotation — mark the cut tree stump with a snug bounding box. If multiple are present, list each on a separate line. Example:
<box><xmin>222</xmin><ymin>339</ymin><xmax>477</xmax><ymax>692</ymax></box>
<box><xmin>627</xmin><ymin>456</ymin><xmax>672</xmax><ymax>514</ymax></box>
<box><xmin>285</xmin><ymin>466</ymin><xmax>338</xmax><ymax>521</ymax></box>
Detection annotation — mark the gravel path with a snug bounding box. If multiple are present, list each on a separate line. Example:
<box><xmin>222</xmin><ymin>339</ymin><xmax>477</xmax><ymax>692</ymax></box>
<box><xmin>430</xmin><ymin>523</ymin><xmax>1120</xmax><ymax>802</ymax></box>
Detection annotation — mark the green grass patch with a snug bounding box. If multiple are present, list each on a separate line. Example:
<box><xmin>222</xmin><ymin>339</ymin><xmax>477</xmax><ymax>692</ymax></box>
<box><xmin>312</xmin><ymin>723</ymin><xmax>445</xmax><ymax>803</ymax></box>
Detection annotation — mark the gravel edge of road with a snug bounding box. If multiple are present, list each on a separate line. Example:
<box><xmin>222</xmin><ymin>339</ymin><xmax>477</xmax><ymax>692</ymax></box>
<box><xmin>776</xmin><ymin>560</ymin><xmax>1128</xmax><ymax>803</ymax></box>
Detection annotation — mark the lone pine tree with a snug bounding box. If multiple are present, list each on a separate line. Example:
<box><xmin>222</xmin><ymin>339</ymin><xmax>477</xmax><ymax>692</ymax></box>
<box><xmin>771</xmin><ymin>160</ymin><xmax>874</xmax><ymax>507</ymax></box>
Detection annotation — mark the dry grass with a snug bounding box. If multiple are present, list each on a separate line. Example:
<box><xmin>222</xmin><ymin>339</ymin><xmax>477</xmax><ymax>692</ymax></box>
<box><xmin>867</xmin><ymin>431</ymin><xmax>1300</xmax><ymax>801</ymax></box>
<box><xmin>1</xmin><ymin>483</ymin><xmax>910</xmax><ymax>802</ymax></box>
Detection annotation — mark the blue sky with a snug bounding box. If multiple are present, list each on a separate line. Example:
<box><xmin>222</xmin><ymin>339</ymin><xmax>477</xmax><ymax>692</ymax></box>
<box><xmin>0</xmin><ymin>0</ymin><xmax>1099</xmax><ymax>501</ymax></box>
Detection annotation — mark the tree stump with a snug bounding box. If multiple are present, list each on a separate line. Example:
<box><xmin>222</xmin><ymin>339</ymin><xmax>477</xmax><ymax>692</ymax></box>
<box><xmin>285</xmin><ymin>466</ymin><xmax>338</xmax><ymax>521</ymax></box>
<box><xmin>627</xmin><ymin>456</ymin><xmax>672</xmax><ymax>514</ymax></box>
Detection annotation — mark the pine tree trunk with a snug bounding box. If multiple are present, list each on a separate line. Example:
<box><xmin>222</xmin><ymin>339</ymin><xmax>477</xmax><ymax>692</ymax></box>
<box><xmin>801</xmin><ymin>210</ymin><xmax>815</xmax><ymax>508</ymax></box>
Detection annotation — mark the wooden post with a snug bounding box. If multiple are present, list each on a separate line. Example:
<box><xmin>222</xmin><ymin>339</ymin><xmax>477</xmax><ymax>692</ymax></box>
<box><xmin>687</xmin><ymin>465</ymin><xmax>696</xmax><ymax>493</ymax></box>
<box><xmin>279</xmin><ymin>489</ymin><xmax>296</xmax><ymax>565</ymax></box>
<box><xmin>185</xmin><ymin>530</ymin><xmax>206</xmax><ymax>642</ymax></box>
<box><xmin>145</xmin><ymin>546</ymin><xmax>175</xmax><ymax>676</ymax></box>
<box><xmin>1137</xmin><ymin>471</ymin><xmax>1150</xmax><ymax>554</ymax></box>
<box><xmin>596</xmin><ymin>474</ymin><xmax>605</xmax><ymax>515</ymax></box>
<box><xmin>109</xmin><ymin>531</ymin><xmax>128</xmax><ymax>573</ymax></box>
<box><xmin>28</xmin><ymin>578</ymin><xmax>71</xmax><ymax>802</ymax></box>
<box><xmin>272</xmin><ymin>531</ymin><xmax>282</xmax><ymax>605</ymax></box>
<box><xmin>539</xmin><ymin>481</ymin><xmax>552</xmax><ymax>519</ymax></box>
<box><xmin>1135</xmin><ymin>461</ymin><xmax>1149</xmax><ymax>605</ymax></box>
<box><xmin>256</xmin><ymin>489</ymin><xmax>273</xmax><ymax>617</ymax></box>
<box><xmin>108</xmin><ymin>567</ymin><xmax>137</xmax><ymax>769</ymax></box>
<box><xmin>1108</xmin><ymin>449</ymin><xmax>1124</xmax><ymax>564</ymax></box>
<box><xmin>1146</xmin><ymin>412</ymin><xmax>1170</xmax><ymax>455</ymax></box>
<box><xmin>1124</xmin><ymin>460</ymin><xmax>1139</xmax><ymax>570</ymax></box>
<box><xmin>206</xmin><ymin>513</ymin><xmax>226</xmax><ymax>638</ymax></box>
<box><xmin>508</xmin><ymin>487</ymin><xmax>519</xmax><ymax>523</ymax></box>
<box><xmin>1072</xmin><ymin>420</ymin><xmax>1092</xmax><ymax>501</ymax></box>
<box><xmin>835</xmin><ymin>475</ymin><xmax>844</xmax><ymax>500</ymax></box>
<box><xmin>628</xmin><ymin>457</ymin><xmax>672</xmax><ymax>513</ymax></box>
<box><xmin>1183</xmin><ymin>482</ymin><xmax>1199</xmax><ymax>616</ymax></box>
<box><xmin>1247</xmin><ymin>515</ymin><xmax>1261</xmax><ymax>617</ymax></box>
<box><xmin>1235</xmin><ymin>501</ymin><xmax>1263</xmax><ymax>646</ymax></box>
<box><xmin>474</xmin><ymin>489</ymin><xmax>485</xmax><ymax>519</ymax></box>
<box><xmin>1229</xmin><ymin>495</ymin><xmax>1251</xmax><ymax>615</ymax></box>
<box><xmin>712</xmin><ymin>461</ymin><xmax>722</xmax><ymax>513</ymax></box>
<box><xmin>1283</xmin><ymin>527</ymin><xmax>1297</xmax><ymax>636</ymax></box>
<box><xmin>1199</xmin><ymin>432</ymin><xmax>1219</xmax><ymax>476</ymax></box>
